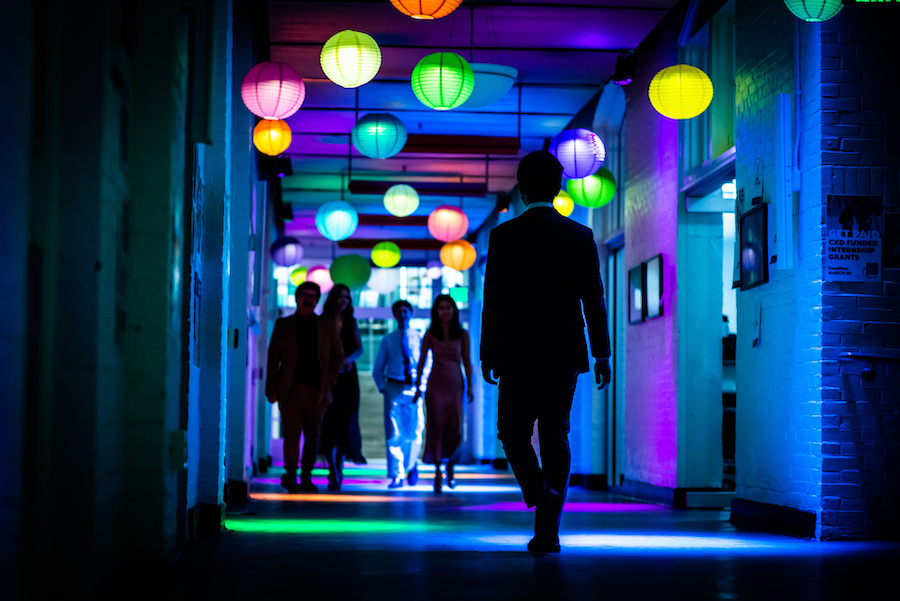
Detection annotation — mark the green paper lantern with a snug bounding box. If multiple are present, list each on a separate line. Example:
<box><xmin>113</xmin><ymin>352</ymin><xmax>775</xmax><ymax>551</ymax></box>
<box><xmin>329</xmin><ymin>254</ymin><xmax>372</xmax><ymax>289</ymax></box>
<box><xmin>411</xmin><ymin>52</ymin><xmax>474</xmax><ymax>111</ymax></box>
<box><xmin>566</xmin><ymin>167</ymin><xmax>616</xmax><ymax>208</ymax></box>
<box><xmin>371</xmin><ymin>241</ymin><xmax>401</xmax><ymax>268</ymax></box>
<box><xmin>384</xmin><ymin>184</ymin><xmax>419</xmax><ymax>217</ymax></box>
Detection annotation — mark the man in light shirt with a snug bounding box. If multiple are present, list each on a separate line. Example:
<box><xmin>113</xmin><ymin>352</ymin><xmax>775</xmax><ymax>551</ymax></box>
<box><xmin>372</xmin><ymin>300</ymin><xmax>425</xmax><ymax>488</ymax></box>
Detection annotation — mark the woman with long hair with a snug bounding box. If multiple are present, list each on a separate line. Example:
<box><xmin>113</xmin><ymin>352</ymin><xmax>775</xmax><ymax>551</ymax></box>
<box><xmin>319</xmin><ymin>283</ymin><xmax>364</xmax><ymax>491</ymax></box>
<box><xmin>414</xmin><ymin>294</ymin><xmax>474</xmax><ymax>493</ymax></box>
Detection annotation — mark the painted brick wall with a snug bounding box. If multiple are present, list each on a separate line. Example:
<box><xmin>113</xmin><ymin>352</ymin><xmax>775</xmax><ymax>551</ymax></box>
<box><xmin>733</xmin><ymin>0</ymin><xmax>824</xmax><ymax>520</ymax></box>
<box><xmin>622</xmin><ymin>5</ymin><xmax>685</xmax><ymax>490</ymax></box>
<box><xmin>817</xmin><ymin>5</ymin><xmax>900</xmax><ymax>540</ymax></box>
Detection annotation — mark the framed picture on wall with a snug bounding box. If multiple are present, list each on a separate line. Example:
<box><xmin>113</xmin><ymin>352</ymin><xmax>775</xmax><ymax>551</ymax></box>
<box><xmin>740</xmin><ymin>204</ymin><xmax>769</xmax><ymax>290</ymax></box>
<box><xmin>628</xmin><ymin>264</ymin><xmax>644</xmax><ymax>324</ymax></box>
<box><xmin>645</xmin><ymin>254</ymin><xmax>663</xmax><ymax>319</ymax></box>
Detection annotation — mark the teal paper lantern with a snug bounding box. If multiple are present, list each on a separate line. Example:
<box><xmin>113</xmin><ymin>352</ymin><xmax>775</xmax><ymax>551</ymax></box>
<box><xmin>315</xmin><ymin>201</ymin><xmax>358</xmax><ymax>241</ymax></box>
<box><xmin>411</xmin><ymin>52</ymin><xmax>474</xmax><ymax>111</ymax></box>
<box><xmin>783</xmin><ymin>0</ymin><xmax>842</xmax><ymax>22</ymax></box>
<box><xmin>384</xmin><ymin>184</ymin><xmax>419</xmax><ymax>217</ymax></box>
<box><xmin>566</xmin><ymin>167</ymin><xmax>616</xmax><ymax>208</ymax></box>
<box><xmin>351</xmin><ymin>113</ymin><xmax>407</xmax><ymax>159</ymax></box>
<box><xmin>329</xmin><ymin>254</ymin><xmax>372</xmax><ymax>289</ymax></box>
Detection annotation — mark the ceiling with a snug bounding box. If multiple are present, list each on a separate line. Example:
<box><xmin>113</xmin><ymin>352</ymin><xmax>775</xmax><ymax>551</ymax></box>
<box><xmin>263</xmin><ymin>0</ymin><xmax>679</xmax><ymax>263</ymax></box>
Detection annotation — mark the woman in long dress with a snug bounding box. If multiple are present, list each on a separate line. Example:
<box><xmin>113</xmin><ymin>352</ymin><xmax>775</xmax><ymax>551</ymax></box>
<box><xmin>319</xmin><ymin>284</ymin><xmax>364</xmax><ymax>491</ymax></box>
<box><xmin>414</xmin><ymin>295</ymin><xmax>474</xmax><ymax>493</ymax></box>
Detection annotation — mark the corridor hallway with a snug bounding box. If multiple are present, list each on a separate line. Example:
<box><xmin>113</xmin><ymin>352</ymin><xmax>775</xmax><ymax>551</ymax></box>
<box><xmin>179</xmin><ymin>463</ymin><xmax>899</xmax><ymax>600</ymax></box>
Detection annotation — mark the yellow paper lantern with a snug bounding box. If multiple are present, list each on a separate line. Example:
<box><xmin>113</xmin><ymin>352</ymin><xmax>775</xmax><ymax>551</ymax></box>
<box><xmin>440</xmin><ymin>240</ymin><xmax>476</xmax><ymax>271</ymax></box>
<box><xmin>648</xmin><ymin>64</ymin><xmax>713</xmax><ymax>120</ymax></box>
<box><xmin>320</xmin><ymin>30</ymin><xmax>382</xmax><ymax>89</ymax></box>
<box><xmin>390</xmin><ymin>0</ymin><xmax>462</xmax><ymax>20</ymax></box>
<box><xmin>553</xmin><ymin>191</ymin><xmax>575</xmax><ymax>217</ymax></box>
<box><xmin>371</xmin><ymin>241</ymin><xmax>401</xmax><ymax>268</ymax></box>
<box><xmin>253</xmin><ymin>119</ymin><xmax>292</xmax><ymax>156</ymax></box>
<box><xmin>290</xmin><ymin>266</ymin><xmax>308</xmax><ymax>286</ymax></box>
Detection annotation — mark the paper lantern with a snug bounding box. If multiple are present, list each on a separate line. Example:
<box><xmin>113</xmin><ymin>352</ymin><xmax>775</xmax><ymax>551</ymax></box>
<box><xmin>783</xmin><ymin>0</ymin><xmax>842</xmax><ymax>22</ymax></box>
<box><xmin>384</xmin><ymin>184</ymin><xmax>419</xmax><ymax>217</ymax></box>
<box><xmin>411</xmin><ymin>53</ymin><xmax>474</xmax><ymax>111</ymax></box>
<box><xmin>390</xmin><ymin>0</ymin><xmax>462</xmax><ymax>20</ymax></box>
<box><xmin>549</xmin><ymin>128</ymin><xmax>606</xmax><ymax>179</ymax></box>
<box><xmin>271</xmin><ymin>236</ymin><xmax>303</xmax><ymax>266</ymax></box>
<box><xmin>553</xmin><ymin>191</ymin><xmax>575</xmax><ymax>217</ymax></box>
<box><xmin>351</xmin><ymin>113</ymin><xmax>407</xmax><ymax>159</ymax></box>
<box><xmin>241</xmin><ymin>61</ymin><xmax>305</xmax><ymax>120</ymax></box>
<box><xmin>315</xmin><ymin>201</ymin><xmax>359</xmax><ymax>241</ymax></box>
<box><xmin>371</xmin><ymin>241</ymin><xmax>401</xmax><ymax>268</ymax></box>
<box><xmin>440</xmin><ymin>240</ymin><xmax>476</xmax><ymax>271</ymax></box>
<box><xmin>290</xmin><ymin>266</ymin><xmax>308</xmax><ymax>286</ymax></box>
<box><xmin>368</xmin><ymin>268</ymin><xmax>400</xmax><ymax>295</ymax></box>
<box><xmin>460</xmin><ymin>64</ymin><xmax>518</xmax><ymax>108</ymax></box>
<box><xmin>427</xmin><ymin>205</ymin><xmax>469</xmax><ymax>242</ymax></box>
<box><xmin>566</xmin><ymin>167</ymin><xmax>616</xmax><ymax>208</ymax></box>
<box><xmin>426</xmin><ymin>260</ymin><xmax>443</xmax><ymax>280</ymax></box>
<box><xmin>329</xmin><ymin>254</ymin><xmax>371</xmax><ymax>289</ymax></box>
<box><xmin>253</xmin><ymin>119</ymin><xmax>292</xmax><ymax>156</ymax></box>
<box><xmin>648</xmin><ymin>64</ymin><xmax>713</xmax><ymax>120</ymax></box>
<box><xmin>320</xmin><ymin>30</ymin><xmax>382</xmax><ymax>89</ymax></box>
<box><xmin>307</xmin><ymin>265</ymin><xmax>334</xmax><ymax>294</ymax></box>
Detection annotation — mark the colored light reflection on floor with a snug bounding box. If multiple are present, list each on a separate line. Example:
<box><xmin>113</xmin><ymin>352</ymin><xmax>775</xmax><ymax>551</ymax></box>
<box><xmin>226</xmin><ymin>517</ymin><xmax>448</xmax><ymax>535</ymax></box>
<box><xmin>456</xmin><ymin>501</ymin><xmax>665</xmax><ymax>513</ymax></box>
<box><xmin>250</xmin><ymin>492</ymin><xmax>418</xmax><ymax>502</ymax></box>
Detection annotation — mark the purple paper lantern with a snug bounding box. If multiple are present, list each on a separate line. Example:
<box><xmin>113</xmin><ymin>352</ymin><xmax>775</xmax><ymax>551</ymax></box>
<box><xmin>270</xmin><ymin>236</ymin><xmax>304</xmax><ymax>266</ymax></box>
<box><xmin>549</xmin><ymin>128</ymin><xmax>606</xmax><ymax>179</ymax></box>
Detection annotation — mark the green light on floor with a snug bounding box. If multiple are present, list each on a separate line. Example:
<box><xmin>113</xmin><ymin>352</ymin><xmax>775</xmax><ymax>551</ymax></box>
<box><xmin>226</xmin><ymin>517</ymin><xmax>449</xmax><ymax>535</ymax></box>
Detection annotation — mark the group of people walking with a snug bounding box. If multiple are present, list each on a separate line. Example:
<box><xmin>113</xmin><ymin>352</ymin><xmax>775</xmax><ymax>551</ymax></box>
<box><xmin>267</xmin><ymin>151</ymin><xmax>612</xmax><ymax>554</ymax></box>
<box><xmin>266</xmin><ymin>283</ymin><xmax>473</xmax><ymax>495</ymax></box>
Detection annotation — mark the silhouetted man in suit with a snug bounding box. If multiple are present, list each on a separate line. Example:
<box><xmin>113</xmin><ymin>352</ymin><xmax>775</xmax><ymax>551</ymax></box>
<box><xmin>480</xmin><ymin>151</ymin><xmax>611</xmax><ymax>553</ymax></box>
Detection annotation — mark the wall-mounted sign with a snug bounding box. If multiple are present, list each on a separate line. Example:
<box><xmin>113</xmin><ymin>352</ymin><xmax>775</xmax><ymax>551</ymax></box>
<box><xmin>825</xmin><ymin>195</ymin><xmax>883</xmax><ymax>282</ymax></box>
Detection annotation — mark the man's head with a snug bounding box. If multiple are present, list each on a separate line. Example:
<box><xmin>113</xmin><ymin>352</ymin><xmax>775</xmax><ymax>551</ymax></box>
<box><xmin>295</xmin><ymin>281</ymin><xmax>321</xmax><ymax>316</ymax></box>
<box><xmin>517</xmin><ymin>151</ymin><xmax>563</xmax><ymax>204</ymax></box>
<box><xmin>392</xmin><ymin>299</ymin><xmax>413</xmax><ymax>329</ymax></box>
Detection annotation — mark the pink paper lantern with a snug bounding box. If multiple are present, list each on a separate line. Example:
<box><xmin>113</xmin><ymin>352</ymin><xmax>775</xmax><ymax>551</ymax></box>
<box><xmin>427</xmin><ymin>205</ymin><xmax>469</xmax><ymax>242</ymax></box>
<box><xmin>306</xmin><ymin>265</ymin><xmax>334</xmax><ymax>294</ymax></box>
<box><xmin>241</xmin><ymin>61</ymin><xmax>306</xmax><ymax>120</ymax></box>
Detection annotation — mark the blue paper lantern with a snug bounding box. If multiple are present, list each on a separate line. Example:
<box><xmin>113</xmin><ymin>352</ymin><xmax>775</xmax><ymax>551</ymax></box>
<box><xmin>351</xmin><ymin>113</ymin><xmax>407</xmax><ymax>159</ymax></box>
<box><xmin>549</xmin><ymin>128</ymin><xmax>606</xmax><ymax>179</ymax></box>
<box><xmin>270</xmin><ymin>236</ymin><xmax>304</xmax><ymax>266</ymax></box>
<box><xmin>315</xmin><ymin>201</ymin><xmax>358</xmax><ymax>241</ymax></box>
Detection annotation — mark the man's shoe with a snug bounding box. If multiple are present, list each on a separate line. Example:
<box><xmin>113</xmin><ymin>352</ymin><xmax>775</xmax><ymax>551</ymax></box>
<box><xmin>351</xmin><ymin>454</ymin><xmax>368</xmax><ymax>465</ymax></box>
<box><xmin>281</xmin><ymin>473</ymin><xmax>299</xmax><ymax>492</ymax></box>
<box><xmin>407</xmin><ymin>466</ymin><xmax>419</xmax><ymax>486</ymax></box>
<box><xmin>527</xmin><ymin>535</ymin><xmax>561</xmax><ymax>554</ymax></box>
<box><xmin>388</xmin><ymin>476</ymin><xmax>404</xmax><ymax>488</ymax></box>
<box><xmin>327</xmin><ymin>478</ymin><xmax>341</xmax><ymax>492</ymax></box>
<box><xmin>298</xmin><ymin>479</ymin><xmax>318</xmax><ymax>493</ymax></box>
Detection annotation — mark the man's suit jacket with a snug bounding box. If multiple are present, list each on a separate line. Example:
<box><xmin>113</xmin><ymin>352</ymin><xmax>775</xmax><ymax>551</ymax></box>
<box><xmin>480</xmin><ymin>206</ymin><xmax>611</xmax><ymax>376</ymax></box>
<box><xmin>265</xmin><ymin>313</ymin><xmax>344</xmax><ymax>404</ymax></box>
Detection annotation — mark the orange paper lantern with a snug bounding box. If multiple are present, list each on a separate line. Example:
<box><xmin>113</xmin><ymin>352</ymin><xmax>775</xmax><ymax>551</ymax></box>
<box><xmin>390</xmin><ymin>0</ymin><xmax>462</xmax><ymax>20</ymax></box>
<box><xmin>440</xmin><ymin>240</ymin><xmax>476</xmax><ymax>271</ymax></box>
<box><xmin>253</xmin><ymin>119</ymin><xmax>292</xmax><ymax>156</ymax></box>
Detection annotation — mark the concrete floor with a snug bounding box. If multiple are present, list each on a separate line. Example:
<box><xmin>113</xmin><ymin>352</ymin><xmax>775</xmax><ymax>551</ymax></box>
<box><xmin>179</xmin><ymin>462</ymin><xmax>900</xmax><ymax>600</ymax></box>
